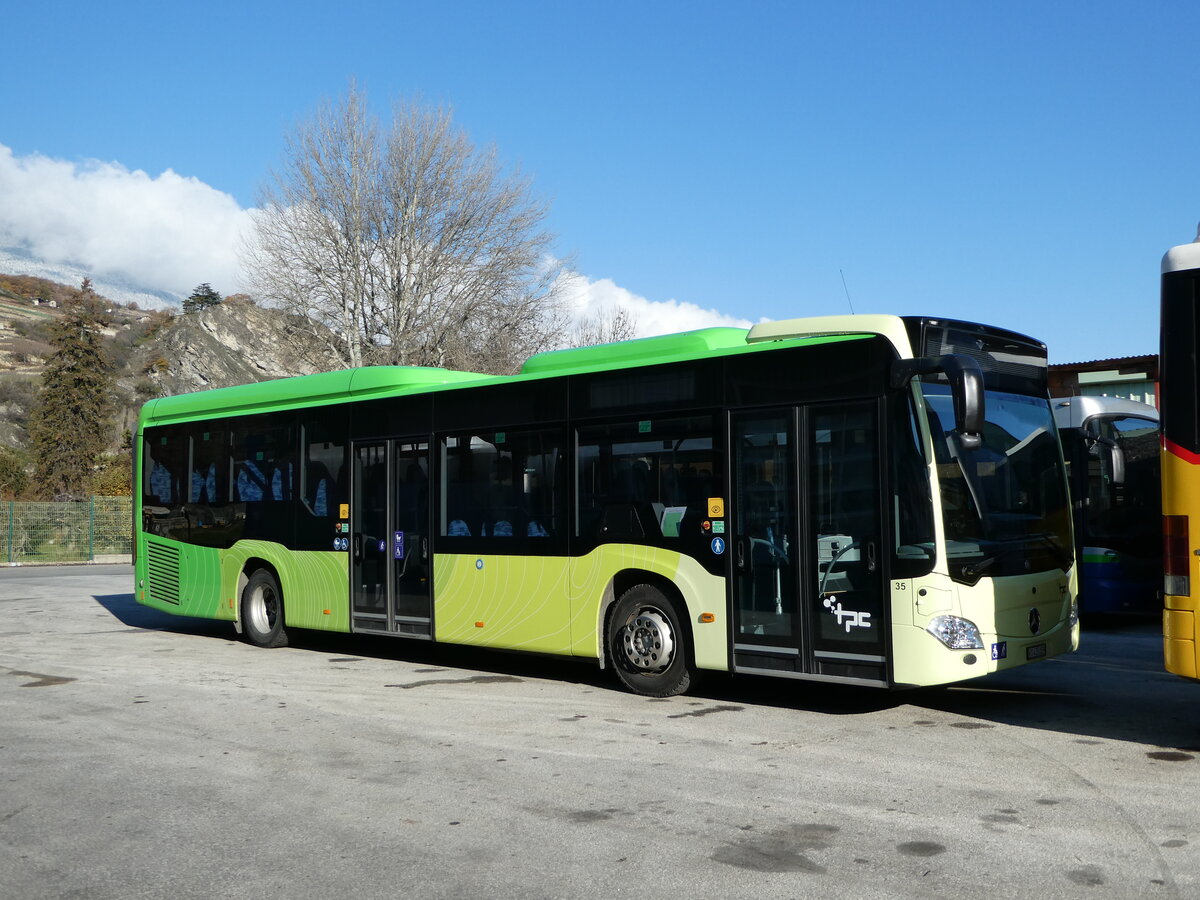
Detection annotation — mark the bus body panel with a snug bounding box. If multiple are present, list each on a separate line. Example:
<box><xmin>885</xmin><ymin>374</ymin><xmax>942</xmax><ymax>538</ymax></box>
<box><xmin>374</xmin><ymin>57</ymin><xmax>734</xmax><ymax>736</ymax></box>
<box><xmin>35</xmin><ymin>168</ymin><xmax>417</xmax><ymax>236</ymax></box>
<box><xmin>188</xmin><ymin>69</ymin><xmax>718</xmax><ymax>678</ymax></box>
<box><xmin>1161</xmin><ymin>447</ymin><xmax>1200</xmax><ymax>678</ymax></box>
<box><xmin>138</xmin><ymin>537</ymin><xmax>227</xmax><ymax>620</ymax></box>
<box><xmin>1160</xmin><ymin>245</ymin><xmax>1200</xmax><ymax>678</ymax></box>
<box><xmin>234</xmin><ymin>543</ymin><xmax>350</xmax><ymax>632</ymax></box>
<box><xmin>432</xmin><ymin>546</ymin><xmax>728</xmax><ymax>670</ymax></box>
<box><xmin>433</xmin><ymin>553</ymin><xmax>573</xmax><ymax>654</ymax></box>
<box><xmin>568</xmin><ymin>546</ymin><xmax>728</xmax><ymax>670</ymax></box>
<box><xmin>136</xmin><ymin>535</ymin><xmax>350</xmax><ymax>632</ymax></box>
<box><xmin>1080</xmin><ymin>547</ymin><xmax>1157</xmax><ymax>615</ymax></box>
<box><xmin>891</xmin><ymin>568</ymin><xmax>1078</xmax><ymax>686</ymax></box>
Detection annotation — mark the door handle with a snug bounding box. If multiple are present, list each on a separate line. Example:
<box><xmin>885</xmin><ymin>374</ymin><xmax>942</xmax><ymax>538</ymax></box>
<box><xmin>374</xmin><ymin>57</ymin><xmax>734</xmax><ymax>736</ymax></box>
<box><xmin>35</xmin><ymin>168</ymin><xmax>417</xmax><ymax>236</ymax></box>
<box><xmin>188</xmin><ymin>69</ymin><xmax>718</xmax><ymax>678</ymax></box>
<box><xmin>866</xmin><ymin>540</ymin><xmax>877</xmax><ymax>574</ymax></box>
<box><xmin>353</xmin><ymin>533</ymin><xmax>362</xmax><ymax>563</ymax></box>
<box><xmin>736</xmin><ymin>536</ymin><xmax>751</xmax><ymax>572</ymax></box>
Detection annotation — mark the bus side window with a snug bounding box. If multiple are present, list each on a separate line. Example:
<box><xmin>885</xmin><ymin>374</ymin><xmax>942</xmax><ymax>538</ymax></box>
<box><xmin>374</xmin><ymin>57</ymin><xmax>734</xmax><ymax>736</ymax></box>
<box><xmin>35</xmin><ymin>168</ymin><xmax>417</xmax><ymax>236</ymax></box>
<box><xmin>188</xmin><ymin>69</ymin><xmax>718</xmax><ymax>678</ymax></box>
<box><xmin>228</xmin><ymin>417</ymin><xmax>295</xmax><ymax>544</ymax></box>
<box><xmin>439</xmin><ymin>428</ymin><xmax>564</xmax><ymax>544</ymax></box>
<box><xmin>191</xmin><ymin>429</ymin><xmax>228</xmax><ymax>507</ymax></box>
<box><xmin>306</xmin><ymin>461</ymin><xmax>333</xmax><ymax>516</ymax></box>
<box><xmin>142</xmin><ymin>426</ymin><xmax>188</xmax><ymax>540</ymax></box>
<box><xmin>577</xmin><ymin>415</ymin><xmax>715</xmax><ymax>546</ymax></box>
<box><xmin>441</xmin><ymin>435</ymin><xmax>486</xmax><ymax>537</ymax></box>
<box><xmin>302</xmin><ymin>421</ymin><xmax>346</xmax><ymax>519</ymax></box>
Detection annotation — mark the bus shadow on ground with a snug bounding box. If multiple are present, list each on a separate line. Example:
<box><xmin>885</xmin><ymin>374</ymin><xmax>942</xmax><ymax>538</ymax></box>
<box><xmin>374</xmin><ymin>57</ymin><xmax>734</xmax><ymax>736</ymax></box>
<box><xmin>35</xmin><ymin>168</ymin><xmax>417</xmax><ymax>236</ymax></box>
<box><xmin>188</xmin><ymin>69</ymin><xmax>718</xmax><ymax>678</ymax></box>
<box><xmin>284</xmin><ymin>630</ymin><xmax>908</xmax><ymax>716</ymax></box>
<box><xmin>905</xmin><ymin>620</ymin><xmax>1200</xmax><ymax>752</ymax></box>
<box><xmin>92</xmin><ymin>592</ymin><xmax>237</xmax><ymax>639</ymax></box>
<box><xmin>88</xmin><ymin>594</ymin><xmax>1199</xmax><ymax>750</ymax></box>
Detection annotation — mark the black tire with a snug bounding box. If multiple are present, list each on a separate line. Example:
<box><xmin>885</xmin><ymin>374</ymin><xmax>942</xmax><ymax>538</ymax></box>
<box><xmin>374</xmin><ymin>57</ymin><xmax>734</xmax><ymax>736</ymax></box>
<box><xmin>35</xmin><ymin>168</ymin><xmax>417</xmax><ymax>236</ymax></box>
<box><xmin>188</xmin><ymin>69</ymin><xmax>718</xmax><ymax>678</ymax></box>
<box><xmin>241</xmin><ymin>568</ymin><xmax>288</xmax><ymax>648</ymax></box>
<box><xmin>608</xmin><ymin>584</ymin><xmax>693</xmax><ymax>697</ymax></box>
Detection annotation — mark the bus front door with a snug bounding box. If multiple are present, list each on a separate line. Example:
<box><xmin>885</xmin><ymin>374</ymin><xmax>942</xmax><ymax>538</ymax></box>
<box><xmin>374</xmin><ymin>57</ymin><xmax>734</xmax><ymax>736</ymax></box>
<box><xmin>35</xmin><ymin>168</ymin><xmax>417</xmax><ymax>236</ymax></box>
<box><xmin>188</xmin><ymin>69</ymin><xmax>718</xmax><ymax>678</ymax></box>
<box><xmin>351</xmin><ymin>438</ymin><xmax>432</xmax><ymax>637</ymax></box>
<box><xmin>732</xmin><ymin>402</ymin><xmax>887</xmax><ymax>684</ymax></box>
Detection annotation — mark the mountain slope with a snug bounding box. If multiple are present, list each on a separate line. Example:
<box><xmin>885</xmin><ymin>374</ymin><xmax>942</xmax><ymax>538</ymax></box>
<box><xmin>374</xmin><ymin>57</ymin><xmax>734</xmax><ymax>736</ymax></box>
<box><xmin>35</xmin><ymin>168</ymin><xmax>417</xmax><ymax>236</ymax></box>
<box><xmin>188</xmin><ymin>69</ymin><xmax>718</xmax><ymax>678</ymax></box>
<box><xmin>0</xmin><ymin>277</ymin><xmax>335</xmax><ymax>451</ymax></box>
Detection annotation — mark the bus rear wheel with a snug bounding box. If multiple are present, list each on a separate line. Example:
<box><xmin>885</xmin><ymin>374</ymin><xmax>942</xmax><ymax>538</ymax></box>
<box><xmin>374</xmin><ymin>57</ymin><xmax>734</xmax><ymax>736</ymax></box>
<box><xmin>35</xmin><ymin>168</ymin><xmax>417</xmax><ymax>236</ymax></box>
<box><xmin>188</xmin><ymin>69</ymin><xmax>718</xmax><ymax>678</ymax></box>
<box><xmin>608</xmin><ymin>584</ymin><xmax>692</xmax><ymax>697</ymax></box>
<box><xmin>241</xmin><ymin>568</ymin><xmax>288</xmax><ymax>648</ymax></box>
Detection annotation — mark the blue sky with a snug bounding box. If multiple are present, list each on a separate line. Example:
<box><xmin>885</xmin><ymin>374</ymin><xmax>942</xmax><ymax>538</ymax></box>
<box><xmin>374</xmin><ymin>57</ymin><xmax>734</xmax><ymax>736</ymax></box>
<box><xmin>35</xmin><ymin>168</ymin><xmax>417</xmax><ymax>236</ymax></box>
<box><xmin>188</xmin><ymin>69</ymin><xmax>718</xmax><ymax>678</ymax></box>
<box><xmin>1</xmin><ymin>0</ymin><xmax>1197</xmax><ymax>362</ymax></box>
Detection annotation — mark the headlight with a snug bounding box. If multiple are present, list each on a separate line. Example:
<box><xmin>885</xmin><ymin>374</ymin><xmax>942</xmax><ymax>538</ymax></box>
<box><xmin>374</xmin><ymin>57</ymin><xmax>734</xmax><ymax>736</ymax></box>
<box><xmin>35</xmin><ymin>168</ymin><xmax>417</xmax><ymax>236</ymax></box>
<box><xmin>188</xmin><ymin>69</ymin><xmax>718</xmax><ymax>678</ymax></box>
<box><xmin>926</xmin><ymin>615</ymin><xmax>984</xmax><ymax>650</ymax></box>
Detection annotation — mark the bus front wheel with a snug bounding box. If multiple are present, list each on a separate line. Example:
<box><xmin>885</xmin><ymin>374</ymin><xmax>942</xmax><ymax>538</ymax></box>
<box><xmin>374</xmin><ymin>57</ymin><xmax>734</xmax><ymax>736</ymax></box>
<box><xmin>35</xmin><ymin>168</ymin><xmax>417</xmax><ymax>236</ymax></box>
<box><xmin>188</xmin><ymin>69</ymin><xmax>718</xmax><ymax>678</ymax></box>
<box><xmin>608</xmin><ymin>584</ymin><xmax>693</xmax><ymax>697</ymax></box>
<box><xmin>241</xmin><ymin>568</ymin><xmax>288</xmax><ymax>648</ymax></box>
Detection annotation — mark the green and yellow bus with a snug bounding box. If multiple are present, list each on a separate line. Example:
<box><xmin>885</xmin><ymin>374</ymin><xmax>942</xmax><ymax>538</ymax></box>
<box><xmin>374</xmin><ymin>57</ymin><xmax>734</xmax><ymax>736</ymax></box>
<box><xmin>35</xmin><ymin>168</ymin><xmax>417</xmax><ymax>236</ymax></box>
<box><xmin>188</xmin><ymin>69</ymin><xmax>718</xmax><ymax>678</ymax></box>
<box><xmin>135</xmin><ymin>314</ymin><xmax>1078</xmax><ymax>696</ymax></box>
<box><xmin>1161</xmin><ymin>237</ymin><xmax>1200</xmax><ymax>679</ymax></box>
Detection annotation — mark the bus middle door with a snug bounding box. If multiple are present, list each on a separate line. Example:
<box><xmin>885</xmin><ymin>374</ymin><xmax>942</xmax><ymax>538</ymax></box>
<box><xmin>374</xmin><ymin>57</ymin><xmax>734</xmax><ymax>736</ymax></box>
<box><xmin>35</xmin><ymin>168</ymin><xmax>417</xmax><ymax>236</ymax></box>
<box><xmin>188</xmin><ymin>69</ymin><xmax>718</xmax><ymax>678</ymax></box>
<box><xmin>351</xmin><ymin>438</ymin><xmax>432</xmax><ymax>637</ymax></box>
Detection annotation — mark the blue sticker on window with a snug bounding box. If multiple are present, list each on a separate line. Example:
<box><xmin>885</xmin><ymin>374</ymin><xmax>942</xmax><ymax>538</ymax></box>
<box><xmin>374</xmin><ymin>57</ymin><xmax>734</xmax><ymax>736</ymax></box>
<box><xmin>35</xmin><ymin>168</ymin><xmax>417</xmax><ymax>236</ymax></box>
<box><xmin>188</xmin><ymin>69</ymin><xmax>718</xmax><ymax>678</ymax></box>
<box><xmin>394</xmin><ymin>531</ymin><xmax>405</xmax><ymax>559</ymax></box>
<box><xmin>711</xmin><ymin>537</ymin><xmax>726</xmax><ymax>555</ymax></box>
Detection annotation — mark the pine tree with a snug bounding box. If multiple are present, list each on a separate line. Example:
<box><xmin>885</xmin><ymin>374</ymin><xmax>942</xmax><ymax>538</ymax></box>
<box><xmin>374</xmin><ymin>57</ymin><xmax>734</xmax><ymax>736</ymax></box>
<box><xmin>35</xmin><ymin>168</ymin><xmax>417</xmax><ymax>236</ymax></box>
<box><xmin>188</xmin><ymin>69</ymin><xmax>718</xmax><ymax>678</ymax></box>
<box><xmin>183</xmin><ymin>282</ymin><xmax>222</xmax><ymax>313</ymax></box>
<box><xmin>29</xmin><ymin>279</ymin><xmax>115</xmax><ymax>500</ymax></box>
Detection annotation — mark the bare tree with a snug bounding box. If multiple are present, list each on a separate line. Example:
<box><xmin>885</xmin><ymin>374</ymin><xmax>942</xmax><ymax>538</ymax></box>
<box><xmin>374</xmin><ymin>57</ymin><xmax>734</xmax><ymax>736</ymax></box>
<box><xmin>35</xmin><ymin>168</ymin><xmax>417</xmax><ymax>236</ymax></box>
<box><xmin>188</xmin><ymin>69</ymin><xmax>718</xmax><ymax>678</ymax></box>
<box><xmin>244</xmin><ymin>86</ymin><xmax>570</xmax><ymax>374</ymax></box>
<box><xmin>571</xmin><ymin>305</ymin><xmax>638</xmax><ymax>348</ymax></box>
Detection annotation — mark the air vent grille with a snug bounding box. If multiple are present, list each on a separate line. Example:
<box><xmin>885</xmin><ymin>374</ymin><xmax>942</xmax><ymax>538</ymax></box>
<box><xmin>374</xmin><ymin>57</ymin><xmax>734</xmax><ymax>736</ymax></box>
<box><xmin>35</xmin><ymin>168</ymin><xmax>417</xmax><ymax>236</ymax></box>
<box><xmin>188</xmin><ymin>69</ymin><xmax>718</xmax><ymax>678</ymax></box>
<box><xmin>145</xmin><ymin>541</ymin><xmax>181</xmax><ymax>605</ymax></box>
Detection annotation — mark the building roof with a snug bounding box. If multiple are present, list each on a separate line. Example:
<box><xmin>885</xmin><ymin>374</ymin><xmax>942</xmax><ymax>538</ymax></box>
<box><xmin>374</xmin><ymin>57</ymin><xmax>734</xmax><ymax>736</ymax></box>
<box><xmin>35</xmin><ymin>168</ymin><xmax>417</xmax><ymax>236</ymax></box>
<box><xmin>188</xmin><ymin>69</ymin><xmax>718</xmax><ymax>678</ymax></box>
<box><xmin>1049</xmin><ymin>354</ymin><xmax>1157</xmax><ymax>370</ymax></box>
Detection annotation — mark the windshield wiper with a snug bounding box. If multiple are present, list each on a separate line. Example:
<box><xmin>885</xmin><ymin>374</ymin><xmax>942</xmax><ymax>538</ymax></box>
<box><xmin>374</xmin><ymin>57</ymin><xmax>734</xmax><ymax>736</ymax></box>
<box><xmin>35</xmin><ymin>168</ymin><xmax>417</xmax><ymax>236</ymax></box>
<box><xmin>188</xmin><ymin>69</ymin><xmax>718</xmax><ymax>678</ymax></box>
<box><xmin>961</xmin><ymin>544</ymin><xmax>1018</xmax><ymax>578</ymax></box>
<box><xmin>962</xmin><ymin>533</ymin><xmax>1071</xmax><ymax>578</ymax></box>
<box><xmin>1029</xmin><ymin>531</ymin><xmax>1073</xmax><ymax>569</ymax></box>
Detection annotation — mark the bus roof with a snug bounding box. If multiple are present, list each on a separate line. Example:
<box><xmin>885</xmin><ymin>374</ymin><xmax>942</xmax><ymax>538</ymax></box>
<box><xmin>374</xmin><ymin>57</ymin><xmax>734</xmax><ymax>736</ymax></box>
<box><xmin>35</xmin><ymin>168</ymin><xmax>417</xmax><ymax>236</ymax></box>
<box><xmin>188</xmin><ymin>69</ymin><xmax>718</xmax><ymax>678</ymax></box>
<box><xmin>138</xmin><ymin>314</ymin><xmax>918</xmax><ymax>428</ymax></box>
<box><xmin>139</xmin><ymin>365</ymin><xmax>489</xmax><ymax>426</ymax></box>
<box><xmin>1051</xmin><ymin>395</ymin><xmax>1159</xmax><ymax>430</ymax></box>
<box><xmin>520</xmin><ymin>327</ymin><xmax>750</xmax><ymax>376</ymax></box>
<box><xmin>1162</xmin><ymin>236</ymin><xmax>1200</xmax><ymax>274</ymax></box>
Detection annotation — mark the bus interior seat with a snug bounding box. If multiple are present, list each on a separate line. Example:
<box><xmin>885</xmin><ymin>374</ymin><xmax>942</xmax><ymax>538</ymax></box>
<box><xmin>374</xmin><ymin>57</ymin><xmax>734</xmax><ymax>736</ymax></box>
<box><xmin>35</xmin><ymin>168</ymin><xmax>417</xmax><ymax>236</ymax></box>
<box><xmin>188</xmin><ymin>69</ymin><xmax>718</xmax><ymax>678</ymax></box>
<box><xmin>600</xmin><ymin>502</ymin><xmax>658</xmax><ymax>539</ymax></box>
<box><xmin>306</xmin><ymin>462</ymin><xmax>333</xmax><ymax>515</ymax></box>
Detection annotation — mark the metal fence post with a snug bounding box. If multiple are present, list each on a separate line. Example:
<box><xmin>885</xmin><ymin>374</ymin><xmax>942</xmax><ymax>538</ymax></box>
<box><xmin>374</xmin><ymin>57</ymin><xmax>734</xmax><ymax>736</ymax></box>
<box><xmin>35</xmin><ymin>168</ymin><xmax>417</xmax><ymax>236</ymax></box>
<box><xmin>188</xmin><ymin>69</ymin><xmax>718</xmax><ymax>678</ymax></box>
<box><xmin>89</xmin><ymin>496</ymin><xmax>96</xmax><ymax>562</ymax></box>
<box><xmin>6</xmin><ymin>501</ymin><xmax>11</xmax><ymax>564</ymax></box>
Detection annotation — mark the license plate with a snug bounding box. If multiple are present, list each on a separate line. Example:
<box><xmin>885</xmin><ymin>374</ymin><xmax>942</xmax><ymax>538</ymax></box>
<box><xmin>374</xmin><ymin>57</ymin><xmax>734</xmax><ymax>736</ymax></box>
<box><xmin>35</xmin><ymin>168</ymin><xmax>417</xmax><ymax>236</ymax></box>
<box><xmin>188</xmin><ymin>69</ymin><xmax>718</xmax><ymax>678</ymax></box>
<box><xmin>1026</xmin><ymin>643</ymin><xmax>1047</xmax><ymax>660</ymax></box>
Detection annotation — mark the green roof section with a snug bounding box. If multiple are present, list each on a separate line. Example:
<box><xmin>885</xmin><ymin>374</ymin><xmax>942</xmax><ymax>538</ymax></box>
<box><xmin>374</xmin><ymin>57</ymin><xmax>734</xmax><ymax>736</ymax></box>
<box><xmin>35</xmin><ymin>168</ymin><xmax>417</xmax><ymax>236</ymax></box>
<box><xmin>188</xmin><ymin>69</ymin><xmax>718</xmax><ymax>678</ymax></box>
<box><xmin>139</xmin><ymin>365</ymin><xmax>488</xmax><ymax>426</ymax></box>
<box><xmin>138</xmin><ymin>324</ymin><xmax>878</xmax><ymax>429</ymax></box>
<box><xmin>520</xmin><ymin>327</ymin><xmax>751</xmax><ymax>377</ymax></box>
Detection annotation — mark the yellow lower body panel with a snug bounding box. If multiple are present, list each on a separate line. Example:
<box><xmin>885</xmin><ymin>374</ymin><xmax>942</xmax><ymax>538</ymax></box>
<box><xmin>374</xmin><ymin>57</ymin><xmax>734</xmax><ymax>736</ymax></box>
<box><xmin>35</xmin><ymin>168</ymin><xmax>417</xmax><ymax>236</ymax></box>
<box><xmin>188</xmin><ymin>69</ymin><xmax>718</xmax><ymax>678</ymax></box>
<box><xmin>1163</xmin><ymin>608</ymin><xmax>1198</xmax><ymax>680</ymax></box>
<box><xmin>433</xmin><ymin>545</ymin><xmax>728</xmax><ymax>670</ymax></box>
<box><xmin>1161</xmin><ymin>450</ymin><xmax>1200</xmax><ymax>678</ymax></box>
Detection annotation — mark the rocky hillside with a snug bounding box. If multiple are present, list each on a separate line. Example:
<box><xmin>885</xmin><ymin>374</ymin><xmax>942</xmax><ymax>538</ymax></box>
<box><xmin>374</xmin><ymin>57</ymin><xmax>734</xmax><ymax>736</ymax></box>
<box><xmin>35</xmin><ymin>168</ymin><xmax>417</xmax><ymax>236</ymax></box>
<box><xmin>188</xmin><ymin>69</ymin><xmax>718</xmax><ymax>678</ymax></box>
<box><xmin>0</xmin><ymin>276</ymin><xmax>334</xmax><ymax>452</ymax></box>
<box><xmin>113</xmin><ymin>296</ymin><xmax>334</xmax><ymax>440</ymax></box>
<box><xmin>121</xmin><ymin>297</ymin><xmax>329</xmax><ymax>394</ymax></box>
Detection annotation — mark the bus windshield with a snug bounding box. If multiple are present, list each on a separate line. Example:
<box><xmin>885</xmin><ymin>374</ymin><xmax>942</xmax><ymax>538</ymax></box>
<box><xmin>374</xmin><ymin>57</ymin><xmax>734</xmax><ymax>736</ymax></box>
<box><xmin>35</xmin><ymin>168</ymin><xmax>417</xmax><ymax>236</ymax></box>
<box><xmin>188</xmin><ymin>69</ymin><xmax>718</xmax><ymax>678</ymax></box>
<box><xmin>1079</xmin><ymin>414</ymin><xmax>1160</xmax><ymax>549</ymax></box>
<box><xmin>923</xmin><ymin>385</ymin><xmax>1073</xmax><ymax>582</ymax></box>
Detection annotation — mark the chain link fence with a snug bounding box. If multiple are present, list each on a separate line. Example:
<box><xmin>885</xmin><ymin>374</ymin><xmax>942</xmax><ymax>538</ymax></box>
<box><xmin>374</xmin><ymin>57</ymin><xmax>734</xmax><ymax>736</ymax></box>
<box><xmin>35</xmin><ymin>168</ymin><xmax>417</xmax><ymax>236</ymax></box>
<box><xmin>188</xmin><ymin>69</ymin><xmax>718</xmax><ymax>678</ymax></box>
<box><xmin>1</xmin><ymin>497</ymin><xmax>132</xmax><ymax>564</ymax></box>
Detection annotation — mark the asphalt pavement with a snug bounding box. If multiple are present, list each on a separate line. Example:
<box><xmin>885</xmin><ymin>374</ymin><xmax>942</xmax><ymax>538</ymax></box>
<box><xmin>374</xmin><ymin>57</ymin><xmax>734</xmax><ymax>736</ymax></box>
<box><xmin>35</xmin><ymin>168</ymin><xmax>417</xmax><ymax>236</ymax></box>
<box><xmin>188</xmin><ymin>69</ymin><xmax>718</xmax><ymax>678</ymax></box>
<box><xmin>1</xmin><ymin>565</ymin><xmax>1198</xmax><ymax>899</ymax></box>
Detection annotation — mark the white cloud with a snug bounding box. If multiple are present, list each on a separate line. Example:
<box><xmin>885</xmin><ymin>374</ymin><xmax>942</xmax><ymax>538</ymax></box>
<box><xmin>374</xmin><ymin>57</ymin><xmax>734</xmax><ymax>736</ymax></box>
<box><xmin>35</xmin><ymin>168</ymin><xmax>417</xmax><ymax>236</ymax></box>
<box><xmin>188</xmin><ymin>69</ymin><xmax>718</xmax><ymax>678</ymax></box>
<box><xmin>0</xmin><ymin>143</ymin><xmax>253</xmax><ymax>298</ymax></box>
<box><xmin>0</xmin><ymin>143</ymin><xmax>754</xmax><ymax>333</ymax></box>
<box><xmin>558</xmin><ymin>271</ymin><xmax>755</xmax><ymax>337</ymax></box>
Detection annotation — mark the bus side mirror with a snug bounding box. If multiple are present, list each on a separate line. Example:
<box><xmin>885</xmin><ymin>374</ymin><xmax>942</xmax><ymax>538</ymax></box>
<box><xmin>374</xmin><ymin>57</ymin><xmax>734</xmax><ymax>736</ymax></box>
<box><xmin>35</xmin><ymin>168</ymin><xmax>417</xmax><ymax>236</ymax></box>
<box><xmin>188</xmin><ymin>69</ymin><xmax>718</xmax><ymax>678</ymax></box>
<box><xmin>1093</xmin><ymin>437</ymin><xmax>1126</xmax><ymax>485</ymax></box>
<box><xmin>891</xmin><ymin>354</ymin><xmax>985</xmax><ymax>449</ymax></box>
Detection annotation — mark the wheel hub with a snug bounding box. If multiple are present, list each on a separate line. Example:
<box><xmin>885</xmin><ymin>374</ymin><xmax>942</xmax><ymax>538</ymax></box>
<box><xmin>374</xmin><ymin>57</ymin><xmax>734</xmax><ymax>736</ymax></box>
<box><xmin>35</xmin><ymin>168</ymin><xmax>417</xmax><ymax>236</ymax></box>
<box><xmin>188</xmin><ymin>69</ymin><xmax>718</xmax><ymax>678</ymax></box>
<box><xmin>249</xmin><ymin>585</ymin><xmax>277</xmax><ymax>633</ymax></box>
<box><xmin>621</xmin><ymin>608</ymin><xmax>675</xmax><ymax>672</ymax></box>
